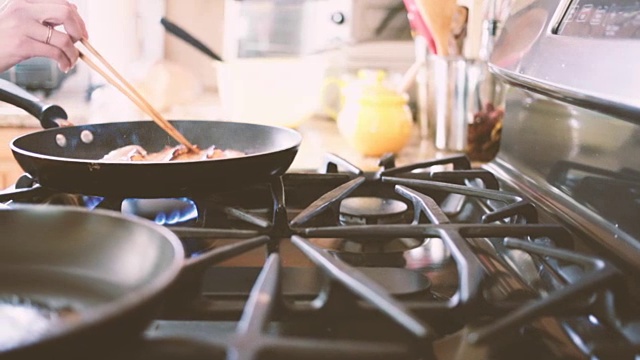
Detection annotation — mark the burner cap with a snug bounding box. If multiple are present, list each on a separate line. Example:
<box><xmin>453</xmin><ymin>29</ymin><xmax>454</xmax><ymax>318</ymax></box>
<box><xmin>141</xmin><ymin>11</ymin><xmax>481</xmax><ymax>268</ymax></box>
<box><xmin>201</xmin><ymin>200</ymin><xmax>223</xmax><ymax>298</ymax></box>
<box><xmin>339</xmin><ymin>197</ymin><xmax>408</xmax><ymax>225</ymax></box>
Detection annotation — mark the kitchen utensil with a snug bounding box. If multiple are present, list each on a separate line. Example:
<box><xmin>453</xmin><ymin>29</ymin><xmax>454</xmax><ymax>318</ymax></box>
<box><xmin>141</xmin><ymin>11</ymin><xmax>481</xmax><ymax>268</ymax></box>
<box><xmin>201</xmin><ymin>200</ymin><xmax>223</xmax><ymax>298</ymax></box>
<box><xmin>0</xmin><ymin>79</ymin><xmax>301</xmax><ymax>198</ymax></box>
<box><xmin>449</xmin><ymin>5</ymin><xmax>469</xmax><ymax>56</ymax></box>
<box><xmin>479</xmin><ymin>0</ymin><xmax>511</xmax><ymax>61</ymax></box>
<box><xmin>397</xmin><ymin>59</ymin><xmax>426</xmax><ymax>94</ymax></box>
<box><xmin>402</xmin><ymin>0</ymin><xmax>437</xmax><ymax>54</ymax></box>
<box><xmin>0</xmin><ymin>204</ymin><xmax>269</xmax><ymax>358</ymax></box>
<box><xmin>77</xmin><ymin>39</ymin><xmax>197</xmax><ymax>152</ymax></box>
<box><xmin>415</xmin><ymin>0</ymin><xmax>458</xmax><ymax>56</ymax></box>
<box><xmin>426</xmin><ymin>56</ymin><xmax>500</xmax><ymax>158</ymax></box>
<box><xmin>160</xmin><ymin>17</ymin><xmax>223</xmax><ymax>62</ymax></box>
<box><xmin>0</xmin><ymin>205</ymin><xmax>181</xmax><ymax>358</ymax></box>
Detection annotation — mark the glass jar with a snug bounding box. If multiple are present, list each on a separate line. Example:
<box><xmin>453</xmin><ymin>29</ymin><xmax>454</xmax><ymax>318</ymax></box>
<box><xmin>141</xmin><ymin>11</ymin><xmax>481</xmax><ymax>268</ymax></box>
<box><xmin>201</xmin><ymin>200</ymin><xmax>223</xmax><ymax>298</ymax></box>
<box><xmin>465</xmin><ymin>63</ymin><xmax>506</xmax><ymax>162</ymax></box>
<box><xmin>336</xmin><ymin>70</ymin><xmax>413</xmax><ymax>157</ymax></box>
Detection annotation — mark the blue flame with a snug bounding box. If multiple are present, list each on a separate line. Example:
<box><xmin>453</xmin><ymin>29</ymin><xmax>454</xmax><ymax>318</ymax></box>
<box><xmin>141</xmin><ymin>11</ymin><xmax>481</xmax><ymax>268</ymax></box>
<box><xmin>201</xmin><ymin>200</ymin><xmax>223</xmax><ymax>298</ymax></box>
<box><xmin>83</xmin><ymin>196</ymin><xmax>104</xmax><ymax>210</ymax></box>
<box><xmin>85</xmin><ymin>197</ymin><xmax>198</xmax><ymax>225</ymax></box>
<box><xmin>153</xmin><ymin>197</ymin><xmax>198</xmax><ymax>225</ymax></box>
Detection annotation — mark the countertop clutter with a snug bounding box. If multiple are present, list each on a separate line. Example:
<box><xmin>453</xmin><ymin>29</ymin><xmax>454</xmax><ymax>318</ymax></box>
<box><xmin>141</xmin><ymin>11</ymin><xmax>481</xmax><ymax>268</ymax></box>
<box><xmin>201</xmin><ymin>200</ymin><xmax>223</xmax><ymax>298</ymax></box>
<box><xmin>293</xmin><ymin>115</ymin><xmax>443</xmax><ymax>171</ymax></box>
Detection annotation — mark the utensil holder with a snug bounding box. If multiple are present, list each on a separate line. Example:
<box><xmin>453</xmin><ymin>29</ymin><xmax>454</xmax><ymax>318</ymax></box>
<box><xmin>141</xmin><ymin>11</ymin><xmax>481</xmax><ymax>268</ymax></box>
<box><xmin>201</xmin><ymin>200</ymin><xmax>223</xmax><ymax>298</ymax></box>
<box><xmin>425</xmin><ymin>55</ymin><xmax>505</xmax><ymax>162</ymax></box>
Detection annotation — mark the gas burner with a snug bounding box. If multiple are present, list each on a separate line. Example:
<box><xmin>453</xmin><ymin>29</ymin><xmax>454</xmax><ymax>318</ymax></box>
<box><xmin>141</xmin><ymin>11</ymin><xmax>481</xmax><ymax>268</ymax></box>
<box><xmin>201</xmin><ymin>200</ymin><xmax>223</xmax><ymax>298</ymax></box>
<box><xmin>312</xmin><ymin>237</ymin><xmax>423</xmax><ymax>254</ymax></box>
<box><xmin>121</xmin><ymin>198</ymin><xmax>198</xmax><ymax>225</ymax></box>
<box><xmin>310</xmin><ymin>237</ymin><xmax>425</xmax><ymax>268</ymax></box>
<box><xmin>339</xmin><ymin>197</ymin><xmax>409</xmax><ymax>225</ymax></box>
<box><xmin>332</xmin><ymin>196</ymin><xmax>417</xmax><ymax>266</ymax></box>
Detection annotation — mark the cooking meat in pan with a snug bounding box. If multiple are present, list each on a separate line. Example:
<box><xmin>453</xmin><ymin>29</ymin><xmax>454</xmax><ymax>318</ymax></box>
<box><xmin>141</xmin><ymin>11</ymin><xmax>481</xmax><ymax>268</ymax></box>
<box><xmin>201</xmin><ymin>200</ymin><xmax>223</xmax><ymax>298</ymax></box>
<box><xmin>101</xmin><ymin>144</ymin><xmax>247</xmax><ymax>162</ymax></box>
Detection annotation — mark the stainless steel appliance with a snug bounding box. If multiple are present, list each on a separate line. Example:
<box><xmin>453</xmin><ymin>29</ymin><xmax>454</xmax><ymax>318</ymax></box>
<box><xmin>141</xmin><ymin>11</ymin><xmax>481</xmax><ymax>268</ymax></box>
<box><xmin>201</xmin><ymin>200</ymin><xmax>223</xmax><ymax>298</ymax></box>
<box><xmin>222</xmin><ymin>0</ymin><xmax>412</xmax><ymax>58</ymax></box>
<box><xmin>0</xmin><ymin>0</ymin><xmax>639</xmax><ymax>357</ymax></box>
<box><xmin>487</xmin><ymin>0</ymin><xmax>640</xmax><ymax>269</ymax></box>
<box><xmin>0</xmin><ymin>58</ymin><xmax>73</xmax><ymax>96</ymax></box>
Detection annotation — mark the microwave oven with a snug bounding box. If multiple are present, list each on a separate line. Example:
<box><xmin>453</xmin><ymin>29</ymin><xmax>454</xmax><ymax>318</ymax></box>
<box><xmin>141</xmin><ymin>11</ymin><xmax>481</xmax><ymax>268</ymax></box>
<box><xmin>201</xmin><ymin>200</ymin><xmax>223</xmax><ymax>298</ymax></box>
<box><xmin>222</xmin><ymin>0</ymin><xmax>413</xmax><ymax>59</ymax></box>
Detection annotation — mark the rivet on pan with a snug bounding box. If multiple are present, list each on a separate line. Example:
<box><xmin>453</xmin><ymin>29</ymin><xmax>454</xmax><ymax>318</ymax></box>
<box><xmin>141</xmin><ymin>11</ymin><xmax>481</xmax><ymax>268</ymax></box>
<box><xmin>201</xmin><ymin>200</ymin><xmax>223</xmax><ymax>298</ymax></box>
<box><xmin>80</xmin><ymin>130</ymin><xmax>94</xmax><ymax>144</ymax></box>
<box><xmin>55</xmin><ymin>134</ymin><xmax>67</xmax><ymax>147</ymax></box>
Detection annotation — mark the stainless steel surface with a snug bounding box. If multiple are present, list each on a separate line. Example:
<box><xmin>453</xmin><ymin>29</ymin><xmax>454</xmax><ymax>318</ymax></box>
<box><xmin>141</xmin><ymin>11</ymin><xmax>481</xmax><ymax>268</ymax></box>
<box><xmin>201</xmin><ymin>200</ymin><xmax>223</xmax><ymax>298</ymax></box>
<box><xmin>478</xmin><ymin>4</ymin><xmax>640</xmax><ymax>354</ymax></box>
<box><xmin>222</xmin><ymin>0</ymin><xmax>411</xmax><ymax>58</ymax></box>
<box><xmin>425</xmin><ymin>55</ymin><xmax>505</xmax><ymax>162</ymax></box>
<box><xmin>489</xmin><ymin>0</ymin><xmax>640</xmax><ymax>123</ymax></box>
<box><xmin>0</xmin><ymin>58</ymin><xmax>72</xmax><ymax>95</ymax></box>
<box><xmin>427</xmin><ymin>56</ymin><xmax>485</xmax><ymax>152</ymax></box>
<box><xmin>487</xmin><ymin>0</ymin><xmax>640</xmax><ymax>270</ymax></box>
<box><xmin>486</xmin><ymin>87</ymin><xmax>640</xmax><ymax>270</ymax></box>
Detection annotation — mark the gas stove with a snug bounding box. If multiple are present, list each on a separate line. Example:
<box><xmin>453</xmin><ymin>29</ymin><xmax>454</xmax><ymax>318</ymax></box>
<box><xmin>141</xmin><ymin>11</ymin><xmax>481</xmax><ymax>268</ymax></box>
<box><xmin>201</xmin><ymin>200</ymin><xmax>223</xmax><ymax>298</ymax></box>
<box><xmin>2</xmin><ymin>148</ymin><xmax>637</xmax><ymax>360</ymax></box>
<box><xmin>2</xmin><ymin>0</ymin><xmax>640</xmax><ymax>357</ymax></box>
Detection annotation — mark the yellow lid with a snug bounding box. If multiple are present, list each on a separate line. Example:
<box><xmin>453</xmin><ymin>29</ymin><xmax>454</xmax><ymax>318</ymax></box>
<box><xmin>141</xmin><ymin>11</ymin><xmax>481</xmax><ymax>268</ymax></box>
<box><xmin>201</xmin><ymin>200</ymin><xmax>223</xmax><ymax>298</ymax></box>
<box><xmin>343</xmin><ymin>70</ymin><xmax>408</xmax><ymax>105</ymax></box>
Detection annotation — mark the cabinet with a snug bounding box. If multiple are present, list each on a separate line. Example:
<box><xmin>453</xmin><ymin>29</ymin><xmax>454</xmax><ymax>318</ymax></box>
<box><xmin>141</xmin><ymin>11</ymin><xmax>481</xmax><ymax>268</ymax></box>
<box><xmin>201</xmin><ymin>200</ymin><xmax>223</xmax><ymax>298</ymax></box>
<box><xmin>0</xmin><ymin>127</ymin><xmax>38</xmax><ymax>189</ymax></box>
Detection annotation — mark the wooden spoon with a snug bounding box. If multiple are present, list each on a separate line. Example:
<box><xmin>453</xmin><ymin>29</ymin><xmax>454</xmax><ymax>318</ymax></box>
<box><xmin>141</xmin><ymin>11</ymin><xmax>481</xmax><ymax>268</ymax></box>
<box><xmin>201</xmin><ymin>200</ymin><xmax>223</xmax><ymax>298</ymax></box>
<box><xmin>415</xmin><ymin>0</ymin><xmax>458</xmax><ymax>56</ymax></box>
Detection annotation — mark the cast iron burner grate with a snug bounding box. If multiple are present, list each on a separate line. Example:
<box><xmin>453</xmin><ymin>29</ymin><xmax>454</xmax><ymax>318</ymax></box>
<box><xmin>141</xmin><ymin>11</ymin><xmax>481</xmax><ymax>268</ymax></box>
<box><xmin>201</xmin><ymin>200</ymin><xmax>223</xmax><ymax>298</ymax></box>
<box><xmin>548</xmin><ymin>160</ymin><xmax>640</xmax><ymax>239</ymax></box>
<box><xmin>138</xmin><ymin>154</ymin><xmax>631</xmax><ymax>359</ymax></box>
<box><xmin>1</xmin><ymin>154</ymin><xmax>635</xmax><ymax>359</ymax></box>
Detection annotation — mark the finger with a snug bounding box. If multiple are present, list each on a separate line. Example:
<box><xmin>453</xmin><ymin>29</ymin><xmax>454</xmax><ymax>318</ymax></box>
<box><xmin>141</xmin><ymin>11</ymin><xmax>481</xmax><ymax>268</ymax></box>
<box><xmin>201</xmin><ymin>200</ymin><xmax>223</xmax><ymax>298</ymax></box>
<box><xmin>23</xmin><ymin>21</ymin><xmax>77</xmax><ymax>69</ymax></box>
<box><xmin>27</xmin><ymin>2</ymin><xmax>87</xmax><ymax>41</ymax></box>
<box><xmin>15</xmin><ymin>38</ymin><xmax>72</xmax><ymax>71</ymax></box>
<box><xmin>39</xmin><ymin>24</ymin><xmax>79</xmax><ymax>69</ymax></box>
<box><xmin>3</xmin><ymin>0</ymin><xmax>87</xmax><ymax>40</ymax></box>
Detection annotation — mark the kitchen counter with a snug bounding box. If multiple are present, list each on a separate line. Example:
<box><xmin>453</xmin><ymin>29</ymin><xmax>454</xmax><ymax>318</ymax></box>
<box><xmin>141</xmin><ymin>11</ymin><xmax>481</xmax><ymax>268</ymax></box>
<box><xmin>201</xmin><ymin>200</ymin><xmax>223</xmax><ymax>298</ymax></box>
<box><xmin>292</xmin><ymin>116</ymin><xmax>451</xmax><ymax>171</ymax></box>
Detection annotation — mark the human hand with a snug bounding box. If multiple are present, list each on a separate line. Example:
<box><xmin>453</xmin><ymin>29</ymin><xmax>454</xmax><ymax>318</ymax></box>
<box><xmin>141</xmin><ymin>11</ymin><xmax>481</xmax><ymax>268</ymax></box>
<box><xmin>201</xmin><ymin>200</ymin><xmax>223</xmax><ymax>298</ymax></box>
<box><xmin>0</xmin><ymin>0</ymin><xmax>88</xmax><ymax>73</ymax></box>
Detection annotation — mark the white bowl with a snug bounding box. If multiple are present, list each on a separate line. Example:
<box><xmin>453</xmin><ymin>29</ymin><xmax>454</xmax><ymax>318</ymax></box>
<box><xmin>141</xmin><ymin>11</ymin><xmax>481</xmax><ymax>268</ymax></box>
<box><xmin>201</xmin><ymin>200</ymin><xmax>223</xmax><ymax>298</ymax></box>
<box><xmin>215</xmin><ymin>56</ymin><xmax>328</xmax><ymax>128</ymax></box>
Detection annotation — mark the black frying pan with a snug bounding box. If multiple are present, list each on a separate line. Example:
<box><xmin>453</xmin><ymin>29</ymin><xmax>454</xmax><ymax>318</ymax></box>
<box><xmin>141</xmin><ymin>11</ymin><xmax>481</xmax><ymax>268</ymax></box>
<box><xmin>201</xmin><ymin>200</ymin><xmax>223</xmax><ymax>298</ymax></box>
<box><xmin>0</xmin><ymin>79</ymin><xmax>301</xmax><ymax>198</ymax></box>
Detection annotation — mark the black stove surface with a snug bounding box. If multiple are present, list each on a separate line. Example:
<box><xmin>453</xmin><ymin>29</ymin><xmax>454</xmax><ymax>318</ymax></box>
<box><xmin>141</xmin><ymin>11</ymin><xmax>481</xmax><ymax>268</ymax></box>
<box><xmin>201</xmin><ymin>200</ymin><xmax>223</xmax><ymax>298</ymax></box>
<box><xmin>3</xmin><ymin>153</ymin><xmax>639</xmax><ymax>360</ymax></box>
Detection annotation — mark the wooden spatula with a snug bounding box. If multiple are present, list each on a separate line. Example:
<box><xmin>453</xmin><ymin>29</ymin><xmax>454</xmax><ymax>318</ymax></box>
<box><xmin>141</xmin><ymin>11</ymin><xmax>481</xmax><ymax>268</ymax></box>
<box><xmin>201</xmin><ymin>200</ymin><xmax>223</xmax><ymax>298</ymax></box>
<box><xmin>449</xmin><ymin>5</ymin><xmax>469</xmax><ymax>56</ymax></box>
<box><xmin>415</xmin><ymin>0</ymin><xmax>458</xmax><ymax>56</ymax></box>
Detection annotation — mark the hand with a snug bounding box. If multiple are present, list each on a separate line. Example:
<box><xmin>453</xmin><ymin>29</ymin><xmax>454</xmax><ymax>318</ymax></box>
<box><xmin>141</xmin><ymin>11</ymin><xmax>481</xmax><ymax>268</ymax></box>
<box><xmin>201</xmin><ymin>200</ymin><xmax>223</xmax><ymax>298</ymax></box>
<box><xmin>0</xmin><ymin>0</ymin><xmax>88</xmax><ymax>73</ymax></box>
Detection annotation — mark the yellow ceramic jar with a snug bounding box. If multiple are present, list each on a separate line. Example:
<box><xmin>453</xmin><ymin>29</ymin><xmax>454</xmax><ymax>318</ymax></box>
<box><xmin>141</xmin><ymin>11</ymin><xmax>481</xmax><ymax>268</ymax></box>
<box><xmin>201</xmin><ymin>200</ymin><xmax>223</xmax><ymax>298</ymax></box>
<box><xmin>337</xmin><ymin>71</ymin><xmax>413</xmax><ymax>157</ymax></box>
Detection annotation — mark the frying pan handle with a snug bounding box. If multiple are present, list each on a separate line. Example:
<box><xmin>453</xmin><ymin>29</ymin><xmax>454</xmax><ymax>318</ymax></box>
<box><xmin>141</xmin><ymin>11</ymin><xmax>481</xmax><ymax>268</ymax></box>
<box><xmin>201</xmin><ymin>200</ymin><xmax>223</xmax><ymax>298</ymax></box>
<box><xmin>0</xmin><ymin>78</ymin><xmax>67</xmax><ymax>129</ymax></box>
<box><xmin>161</xmin><ymin>17</ymin><xmax>224</xmax><ymax>62</ymax></box>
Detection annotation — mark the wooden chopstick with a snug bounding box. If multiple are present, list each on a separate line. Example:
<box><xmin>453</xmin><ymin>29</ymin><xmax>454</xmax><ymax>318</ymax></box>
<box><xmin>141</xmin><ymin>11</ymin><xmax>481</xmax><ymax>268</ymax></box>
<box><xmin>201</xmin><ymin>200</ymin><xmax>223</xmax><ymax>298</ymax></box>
<box><xmin>77</xmin><ymin>39</ymin><xmax>198</xmax><ymax>152</ymax></box>
<box><xmin>77</xmin><ymin>51</ymin><xmax>190</xmax><ymax>146</ymax></box>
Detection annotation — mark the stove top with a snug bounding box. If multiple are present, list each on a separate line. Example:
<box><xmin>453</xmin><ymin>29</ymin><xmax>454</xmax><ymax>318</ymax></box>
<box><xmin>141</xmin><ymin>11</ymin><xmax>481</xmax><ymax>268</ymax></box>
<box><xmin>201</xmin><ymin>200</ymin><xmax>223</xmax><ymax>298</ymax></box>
<box><xmin>3</xmin><ymin>153</ymin><xmax>638</xmax><ymax>359</ymax></box>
